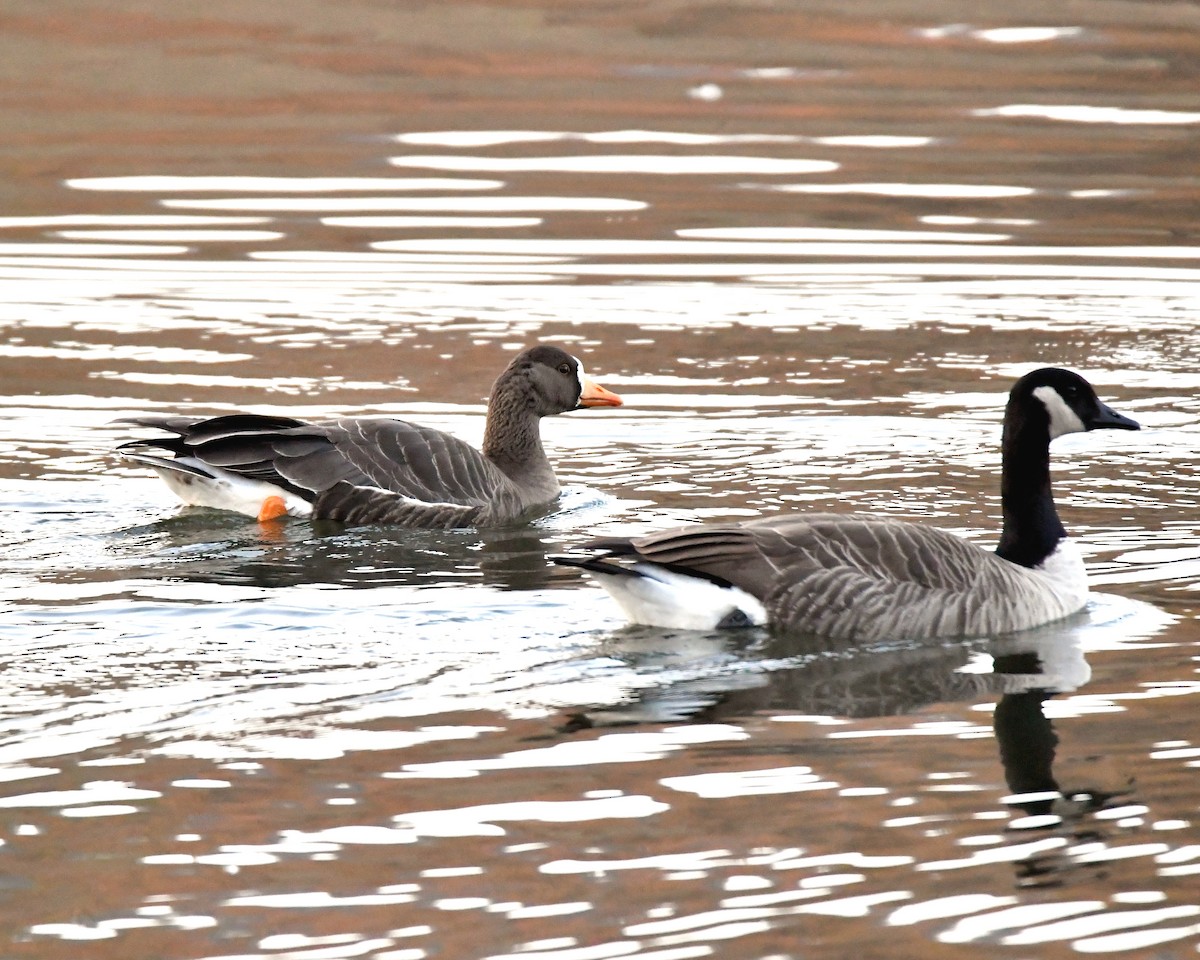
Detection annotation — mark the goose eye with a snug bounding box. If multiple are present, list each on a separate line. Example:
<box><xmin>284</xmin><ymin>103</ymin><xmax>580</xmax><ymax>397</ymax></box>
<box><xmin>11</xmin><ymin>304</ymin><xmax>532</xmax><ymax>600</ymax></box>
<box><xmin>557</xmin><ymin>362</ymin><xmax>572</xmax><ymax>376</ymax></box>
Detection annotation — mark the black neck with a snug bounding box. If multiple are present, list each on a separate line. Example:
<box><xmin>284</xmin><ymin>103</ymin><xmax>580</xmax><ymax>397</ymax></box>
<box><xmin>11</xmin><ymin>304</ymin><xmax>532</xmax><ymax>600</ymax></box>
<box><xmin>995</xmin><ymin>406</ymin><xmax>1066</xmax><ymax>568</ymax></box>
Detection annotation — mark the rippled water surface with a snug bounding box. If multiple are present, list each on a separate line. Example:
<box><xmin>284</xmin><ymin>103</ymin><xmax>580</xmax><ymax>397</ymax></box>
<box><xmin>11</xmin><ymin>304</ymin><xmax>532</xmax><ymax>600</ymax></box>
<box><xmin>3</xmin><ymin>1</ymin><xmax>1200</xmax><ymax>957</ymax></box>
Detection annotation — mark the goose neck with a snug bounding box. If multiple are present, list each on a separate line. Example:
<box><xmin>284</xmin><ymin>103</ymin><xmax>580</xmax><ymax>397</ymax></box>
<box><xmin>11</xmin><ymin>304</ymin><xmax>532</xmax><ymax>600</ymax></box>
<box><xmin>482</xmin><ymin>386</ymin><xmax>556</xmax><ymax>490</ymax></box>
<box><xmin>996</xmin><ymin>420</ymin><xmax>1065</xmax><ymax>568</ymax></box>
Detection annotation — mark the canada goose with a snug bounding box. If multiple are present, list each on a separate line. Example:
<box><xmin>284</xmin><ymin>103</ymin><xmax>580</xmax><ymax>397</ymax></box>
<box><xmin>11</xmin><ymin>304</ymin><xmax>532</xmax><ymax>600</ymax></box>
<box><xmin>117</xmin><ymin>344</ymin><xmax>623</xmax><ymax>528</ymax></box>
<box><xmin>555</xmin><ymin>368</ymin><xmax>1139</xmax><ymax>639</ymax></box>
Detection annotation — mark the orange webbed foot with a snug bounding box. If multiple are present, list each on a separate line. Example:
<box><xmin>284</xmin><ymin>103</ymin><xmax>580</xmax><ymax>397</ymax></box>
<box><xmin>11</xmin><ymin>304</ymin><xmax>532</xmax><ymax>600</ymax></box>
<box><xmin>257</xmin><ymin>495</ymin><xmax>289</xmax><ymax>523</ymax></box>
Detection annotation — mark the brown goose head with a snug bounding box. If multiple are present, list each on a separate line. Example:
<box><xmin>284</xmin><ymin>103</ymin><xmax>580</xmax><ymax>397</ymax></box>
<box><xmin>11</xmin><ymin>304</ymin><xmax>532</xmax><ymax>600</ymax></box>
<box><xmin>492</xmin><ymin>345</ymin><xmax>623</xmax><ymax>416</ymax></box>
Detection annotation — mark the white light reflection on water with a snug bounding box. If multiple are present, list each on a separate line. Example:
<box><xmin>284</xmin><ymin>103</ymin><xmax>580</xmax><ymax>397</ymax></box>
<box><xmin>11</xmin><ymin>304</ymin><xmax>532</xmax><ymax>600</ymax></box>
<box><xmin>395</xmin><ymin>128</ymin><xmax>932</xmax><ymax>150</ymax></box>
<box><xmin>67</xmin><ymin>176</ymin><xmax>506</xmax><ymax>192</ymax></box>
<box><xmin>660</xmin><ymin>766</ymin><xmax>837</xmax><ymax>798</ymax></box>
<box><xmin>56</xmin><ymin>229</ymin><xmax>286</xmax><ymax>243</ymax></box>
<box><xmin>678</xmin><ymin>226</ymin><xmax>1011</xmax><ymax>243</ymax></box>
<box><xmin>369</xmin><ymin>238</ymin><xmax>1200</xmax><ymax>261</ymax></box>
<box><xmin>0</xmin><ymin>781</ymin><xmax>161</xmax><ymax>808</ymax></box>
<box><xmin>972</xmin><ymin>26</ymin><xmax>1084</xmax><ymax>44</ymax></box>
<box><xmin>937</xmin><ymin>902</ymin><xmax>1107</xmax><ymax>943</ymax></box>
<box><xmin>59</xmin><ymin>804</ymin><xmax>141</xmax><ymax>817</ymax></box>
<box><xmin>918</xmin><ymin>838</ymin><xmax>1072</xmax><ymax>872</ymax></box>
<box><xmin>0</xmin><ymin>242</ymin><xmax>188</xmax><ymax>257</ymax></box>
<box><xmin>923</xmin><ymin>214</ymin><xmax>1036</xmax><ymax>226</ymax></box>
<box><xmin>620</xmin><ymin>892</ymin><xmax>917</xmax><ymax>945</ymax></box>
<box><xmin>828</xmin><ymin>721</ymin><xmax>992</xmax><ymax>740</ymax></box>
<box><xmin>394</xmin><ymin>130</ymin><xmax>805</xmax><ymax>147</ymax></box>
<box><xmin>812</xmin><ymin>135</ymin><xmax>933</xmax><ymax>148</ymax></box>
<box><xmin>927</xmin><ymin>900</ymin><xmax>1200</xmax><ymax>951</ymax></box>
<box><xmin>765</xmin><ymin>182</ymin><xmax>1035</xmax><ymax>198</ymax></box>
<box><xmin>4</xmin><ymin>259</ymin><xmax>1200</xmax><ymax>322</ymax></box>
<box><xmin>30</xmin><ymin>913</ymin><xmax>217</xmax><ymax>942</ymax></box>
<box><xmin>0</xmin><ymin>215</ymin><xmax>272</xmax><ymax>227</ymax></box>
<box><xmin>384</xmin><ymin>726</ymin><xmax>746</xmax><ymax>779</ymax></box>
<box><xmin>323</xmin><ymin>216</ymin><xmax>544</xmax><ymax>228</ymax></box>
<box><xmin>919</xmin><ymin>25</ymin><xmax>1084</xmax><ymax>44</ymax></box>
<box><xmin>248</xmin><ymin>795</ymin><xmax>675</xmax><ymax>846</ymax></box>
<box><xmin>1076</xmin><ymin>923</ymin><xmax>1200</xmax><ymax>953</ymax></box>
<box><xmin>94</xmin><ymin>371</ymin><xmax>382</xmax><ymax>391</ymax></box>
<box><xmin>161</xmin><ymin>725</ymin><xmax>503</xmax><ymax>763</ymax></box>
<box><xmin>0</xmin><ymin>343</ymin><xmax>253</xmax><ymax>364</ymax></box>
<box><xmin>887</xmin><ymin>893</ymin><xmax>1018</xmax><ymax>926</ymax></box>
<box><xmin>976</xmin><ymin>104</ymin><xmax>1200</xmax><ymax>125</ymax></box>
<box><xmin>542</xmin><ymin>848</ymin><xmax>802</xmax><ymax>877</ymax></box>
<box><xmin>161</xmin><ymin>195</ymin><xmax>647</xmax><ymax>213</ymax></box>
<box><xmin>388</xmin><ymin>154</ymin><xmax>838</xmax><ymax>175</ymax></box>
<box><xmin>224</xmin><ymin>891</ymin><xmax>419</xmax><ymax>908</ymax></box>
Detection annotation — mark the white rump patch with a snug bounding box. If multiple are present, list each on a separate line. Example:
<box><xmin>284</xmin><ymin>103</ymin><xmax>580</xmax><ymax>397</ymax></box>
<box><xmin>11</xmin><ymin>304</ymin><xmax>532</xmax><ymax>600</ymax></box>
<box><xmin>153</xmin><ymin>460</ymin><xmax>313</xmax><ymax>518</ymax></box>
<box><xmin>1033</xmin><ymin>384</ymin><xmax>1086</xmax><ymax>439</ymax></box>
<box><xmin>584</xmin><ymin>563</ymin><xmax>768</xmax><ymax>631</ymax></box>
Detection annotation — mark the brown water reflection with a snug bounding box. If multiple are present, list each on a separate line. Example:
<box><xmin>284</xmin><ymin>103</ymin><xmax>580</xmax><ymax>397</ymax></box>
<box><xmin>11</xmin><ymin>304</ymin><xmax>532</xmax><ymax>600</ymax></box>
<box><xmin>4</xmin><ymin>0</ymin><xmax>1200</xmax><ymax>957</ymax></box>
<box><xmin>3</xmin><ymin>609</ymin><xmax>1196</xmax><ymax>958</ymax></box>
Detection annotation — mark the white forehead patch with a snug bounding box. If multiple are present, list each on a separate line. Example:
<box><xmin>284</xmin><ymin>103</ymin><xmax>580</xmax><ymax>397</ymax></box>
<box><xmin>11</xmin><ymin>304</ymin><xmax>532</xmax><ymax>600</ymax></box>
<box><xmin>1033</xmin><ymin>384</ymin><xmax>1087</xmax><ymax>439</ymax></box>
<box><xmin>573</xmin><ymin>354</ymin><xmax>586</xmax><ymax>396</ymax></box>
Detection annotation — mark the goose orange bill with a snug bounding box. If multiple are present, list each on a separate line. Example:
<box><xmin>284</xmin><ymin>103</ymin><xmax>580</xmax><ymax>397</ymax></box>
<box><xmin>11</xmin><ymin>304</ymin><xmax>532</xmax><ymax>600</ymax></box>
<box><xmin>578</xmin><ymin>378</ymin><xmax>623</xmax><ymax>408</ymax></box>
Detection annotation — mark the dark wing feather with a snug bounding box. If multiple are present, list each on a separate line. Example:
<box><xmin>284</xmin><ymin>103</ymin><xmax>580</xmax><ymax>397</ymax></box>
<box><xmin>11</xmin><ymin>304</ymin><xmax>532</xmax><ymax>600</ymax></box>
<box><xmin>313</xmin><ymin>481</ymin><xmax>483</xmax><ymax>529</ymax></box>
<box><xmin>598</xmin><ymin>514</ymin><xmax>1060</xmax><ymax>638</ymax></box>
<box><xmin>114</xmin><ymin>415</ymin><xmax>207</xmax><ymax>436</ymax></box>
<box><xmin>607</xmin><ymin>523</ymin><xmax>777</xmax><ymax>590</ymax></box>
<box><xmin>115</xmin><ymin>414</ymin><xmax>307</xmax><ymax>442</ymax></box>
<box><xmin>748</xmin><ymin>516</ymin><xmax>1076</xmax><ymax>637</ymax></box>
<box><xmin>741</xmin><ymin>514</ymin><xmax>994</xmax><ymax>593</ymax></box>
<box><xmin>629</xmin><ymin>526</ymin><xmax>761</xmax><ymax>568</ymax></box>
<box><xmin>120</xmin><ymin>413</ymin><xmax>525</xmax><ymax>524</ymax></box>
<box><xmin>121</xmin><ymin>412</ymin><xmax>525</xmax><ymax>518</ymax></box>
<box><xmin>117</xmin><ymin>414</ymin><xmax>324</xmax><ymax>496</ymax></box>
<box><xmin>171</xmin><ymin>414</ymin><xmax>309</xmax><ymax>445</ymax></box>
<box><xmin>577</xmin><ymin>512</ymin><xmax>1085</xmax><ymax>639</ymax></box>
<box><xmin>303</xmin><ymin>419</ymin><xmax>516</xmax><ymax>510</ymax></box>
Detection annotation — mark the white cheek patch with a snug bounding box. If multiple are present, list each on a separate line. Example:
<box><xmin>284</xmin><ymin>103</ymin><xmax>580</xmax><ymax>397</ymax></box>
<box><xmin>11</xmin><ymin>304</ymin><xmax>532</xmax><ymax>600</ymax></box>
<box><xmin>1033</xmin><ymin>385</ymin><xmax>1087</xmax><ymax>439</ymax></box>
<box><xmin>572</xmin><ymin>354</ymin><xmax>586</xmax><ymax>398</ymax></box>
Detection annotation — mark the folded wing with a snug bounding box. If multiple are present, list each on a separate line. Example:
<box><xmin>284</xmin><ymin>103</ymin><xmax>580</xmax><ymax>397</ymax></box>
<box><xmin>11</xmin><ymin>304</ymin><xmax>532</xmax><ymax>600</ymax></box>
<box><xmin>594</xmin><ymin>514</ymin><xmax>1079</xmax><ymax>638</ymax></box>
<box><xmin>117</xmin><ymin>414</ymin><xmax>520</xmax><ymax>524</ymax></box>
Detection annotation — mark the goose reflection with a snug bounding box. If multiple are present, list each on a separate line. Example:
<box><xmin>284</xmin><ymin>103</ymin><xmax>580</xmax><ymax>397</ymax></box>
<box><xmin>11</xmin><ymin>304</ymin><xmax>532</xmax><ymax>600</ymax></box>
<box><xmin>989</xmin><ymin>617</ymin><xmax>1146</xmax><ymax>823</ymax></box>
<box><xmin>558</xmin><ymin>597</ymin><xmax>1167</xmax><ymax>803</ymax></box>
<box><xmin>991</xmin><ymin>629</ymin><xmax>1092</xmax><ymax>818</ymax></box>
<box><xmin>563</xmin><ymin>599</ymin><xmax>1170</xmax><ymax>895</ymax></box>
<box><xmin>106</xmin><ymin>508</ymin><xmax>565</xmax><ymax>590</ymax></box>
<box><xmin>559</xmin><ymin>619</ymin><xmax>1010</xmax><ymax>728</ymax></box>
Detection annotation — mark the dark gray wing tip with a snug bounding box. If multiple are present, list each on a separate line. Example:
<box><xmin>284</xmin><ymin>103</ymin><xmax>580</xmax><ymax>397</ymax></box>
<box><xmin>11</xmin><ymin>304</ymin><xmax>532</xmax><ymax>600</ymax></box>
<box><xmin>112</xmin><ymin>415</ymin><xmax>201</xmax><ymax>435</ymax></box>
<box><xmin>577</xmin><ymin>536</ymin><xmax>638</xmax><ymax>555</ymax></box>
<box><xmin>551</xmin><ymin>535</ymin><xmax>640</xmax><ymax>574</ymax></box>
<box><xmin>117</xmin><ymin>451</ymin><xmax>215</xmax><ymax>479</ymax></box>
<box><xmin>550</xmin><ymin>553</ymin><xmax>644</xmax><ymax>579</ymax></box>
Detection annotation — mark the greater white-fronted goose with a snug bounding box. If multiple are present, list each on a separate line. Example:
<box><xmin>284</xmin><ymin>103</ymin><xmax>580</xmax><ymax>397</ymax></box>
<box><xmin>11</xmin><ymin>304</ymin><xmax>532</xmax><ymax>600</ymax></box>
<box><xmin>118</xmin><ymin>344</ymin><xmax>623</xmax><ymax>528</ymax></box>
<box><xmin>556</xmin><ymin>368</ymin><xmax>1139</xmax><ymax>638</ymax></box>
